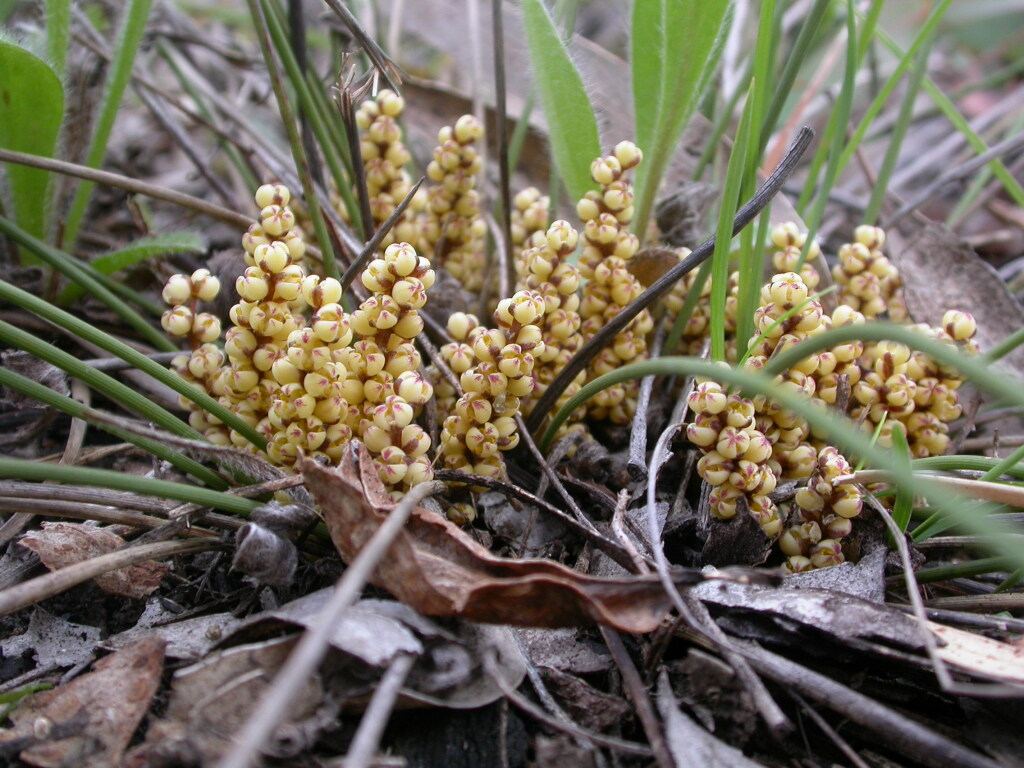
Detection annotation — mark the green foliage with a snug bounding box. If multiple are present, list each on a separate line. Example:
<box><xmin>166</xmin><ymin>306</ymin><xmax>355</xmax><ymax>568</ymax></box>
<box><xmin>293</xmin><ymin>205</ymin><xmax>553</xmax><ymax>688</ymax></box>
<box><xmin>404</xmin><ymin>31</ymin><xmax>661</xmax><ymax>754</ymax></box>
<box><xmin>0</xmin><ymin>40</ymin><xmax>64</xmax><ymax>247</ymax></box>
<box><xmin>57</xmin><ymin>232</ymin><xmax>206</xmax><ymax>305</ymax></box>
<box><xmin>0</xmin><ymin>459</ymin><xmax>261</xmax><ymax>516</ymax></box>
<box><xmin>521</xmin><ymin>0</ymin><xmax>601</xmax><ymax>204</ymax></box>
<box><xmin>709</xmin><ymin>78</ymin><xmax>755</xmax><ymax>361</ymax></box>
<box><xmin>631</xmin><ymin>0</ymin><xmax>732</xmax><ymax>237</ymax></box>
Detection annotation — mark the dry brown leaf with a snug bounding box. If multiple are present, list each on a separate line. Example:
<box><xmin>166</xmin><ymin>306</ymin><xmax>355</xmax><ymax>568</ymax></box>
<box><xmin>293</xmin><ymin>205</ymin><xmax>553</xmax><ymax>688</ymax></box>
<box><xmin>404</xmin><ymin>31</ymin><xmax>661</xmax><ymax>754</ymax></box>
<box><xmin>893</xmin><ymin>221</ymin><xmax>1024</xmax><ymax>370</ymax></box>
<box><xmin>302</xmin><ymin>444</ymin><xmax>679</xmax><ymax>633</ymax></box>
<box><xmin>19</xmin><ymin>522</ymin><xmax>168</xmax><ymax>599</ymax></box>
<box><xmin>0</xmin><ymin>637</ymin><xmax>165</xmax><ymax>768</ymax></box>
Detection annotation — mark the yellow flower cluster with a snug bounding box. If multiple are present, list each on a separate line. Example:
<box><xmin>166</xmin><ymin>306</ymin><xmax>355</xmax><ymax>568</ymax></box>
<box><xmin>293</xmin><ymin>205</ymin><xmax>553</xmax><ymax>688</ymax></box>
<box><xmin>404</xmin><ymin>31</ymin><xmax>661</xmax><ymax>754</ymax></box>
<box><xmin>439</xmin><ymin>291</ymin><xmax>545</xmax><ymax>488</ymax></box>
<box><xmin>343</xmin><ymin>242</ymin><xmax>436</xmax><ymax>494</ymax></box>
<box><xmin>783</xmin><ymin>446</ymin><xmax>863</xmax><ymax>572</ymax></box>
<box><xmin>833</xmin><ymin>225</ymin><xmax>908</xmax><ymax>321</ymax></box>
<box><xmin>577</xmin><ymin>141</ymin><xmax>653</xmax><ymax>423</ymax></box>
<box><xmin>687</xmin><ymin>379</ymin><xmax>781</xmax><ymax>535</ymax></box>
<box><xmin>745</xmin><ymin>271</ymin><xmax>828</xmax><ymax>479</ymax></box>
<box><xmin>680</xmin><ymin>222</ymin><xmax>979</xmax><ymax>569</ymax></box>
<box><xmin>421</xmin><ymin>116</ymin><xmax>487</xmax><ymax>291</ymax></box>
<box><xmin>161</xmin><ymin>268</ymin><xmax>228</xmax><ymax>444</ymax></box>
<box><xmin>516</xmin><ymin>220</ymin><xmax>585</xmax><ymax>427</ymax></box>
<box><xmin>356</xmin><ymin>89</ymin><xmax>420</xmax><ymax>246</ymax></box>
<box><xmin>163</xmin><ymin>185</ymin><xmax>436</xmax><ymax>498</ymax></box>
<box><xmin>511</xmin><ymin>187</ymin><xmax>551</xmax><ymax>272</ymax></box>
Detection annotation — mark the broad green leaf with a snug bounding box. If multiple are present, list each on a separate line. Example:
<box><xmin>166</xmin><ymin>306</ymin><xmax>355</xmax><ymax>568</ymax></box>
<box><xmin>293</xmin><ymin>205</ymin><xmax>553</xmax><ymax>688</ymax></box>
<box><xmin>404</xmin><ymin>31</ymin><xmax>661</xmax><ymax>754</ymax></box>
<box><xmin>521</xmin><ymin>0</ymin><xmax>601</xmax><ymax>204</ymax></box>
<box><xmin>632</xmin><ymin>0</ymin><xmax>732</xmax><ymax>237</ymax></box>
<box><xmin>630</xmin><ymin>0</ymin><xmax>663</xmax><ymax>154</ymax></box>
<box><xmin>57</xmin><ymin>232</ymin><xmax>205</xmax><ymax>304</ymax></box>
<box><xmin>0</xmin><ymin>40</ymin><xmax>64</xmax><ymax>244</ymax></box>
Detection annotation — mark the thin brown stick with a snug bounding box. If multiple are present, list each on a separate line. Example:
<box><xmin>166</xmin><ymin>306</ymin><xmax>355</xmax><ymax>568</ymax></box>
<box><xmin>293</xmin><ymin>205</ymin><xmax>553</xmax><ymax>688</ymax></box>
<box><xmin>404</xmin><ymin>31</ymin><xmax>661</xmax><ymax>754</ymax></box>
<box><xmin>789</xmin><ymin>691</ymin><xmax>873</xmax><ymax>768</ymax></box>
<box><xmin>491</xmin><ymin>0</ymin><xmax>514</xmax><ymax>298</ymax></box>
<box><xmin>0</xmin><ymin>149</ymin><xmax>252</xmax><ymax>229</ymax></box>
<box><xmin>728</xmin><ymin>640</ymin><xmax>1004</xmax><ymax>768</ymax></box>
<box><xmin>342</xmin><ymin>654</ymin><xmax>417</xmax><ymax>768</ymax></box>
<box><xmin>215</xmin><ymin>479</ymin><xmax>446</xmax><ymax>768</ymax></box>
<box><xmin>0</xmin><ymin>537</ymin><xmax>223</xmax><ymax>616</ymax></box>
<box><xmin>514</xmin><ymin>414</ymin><xmax>600</xmax><ymax>535</ymax></box>
<box><xmin>484</xmin><ymin>650</ymin><xmax>654</xmax><ymax>759</ymax></box>
<box><xmin>599</xmin><ymin>627</ymin><xmax>674</xmax><ymax>768</ymax></box>
<box><xmin>0</xmin><ymin>481</ymin><xmax>172</xmax><ymax>514</ymax></box>
<box><xmin>340</xmin><ymin>176</ymin><xmax>425</xmax><ymax>291</ymax></box>
<box><xmin>0</xmin><ymin>497</ymin><xmax>221</xmax><ymax>535</ymax></box>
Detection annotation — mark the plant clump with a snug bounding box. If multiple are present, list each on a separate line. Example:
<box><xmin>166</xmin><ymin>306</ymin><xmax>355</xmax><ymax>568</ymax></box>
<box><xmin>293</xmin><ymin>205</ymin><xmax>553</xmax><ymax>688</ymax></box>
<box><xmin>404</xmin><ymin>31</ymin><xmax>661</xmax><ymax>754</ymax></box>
<box><xmin>159</xmin><ymin>94</ymin><xmax>979</xmax><ymax>570</ymax></box>
<box><xmin>682</xmin><ymin>222</ymin><xmax>978</xmax><ymax>570</ymax></box>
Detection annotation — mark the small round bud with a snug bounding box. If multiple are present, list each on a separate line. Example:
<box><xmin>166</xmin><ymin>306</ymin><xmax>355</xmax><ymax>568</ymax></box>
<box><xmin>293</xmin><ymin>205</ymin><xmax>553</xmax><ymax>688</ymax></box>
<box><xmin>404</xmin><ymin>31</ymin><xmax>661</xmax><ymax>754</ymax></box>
<box><xmin>260</xmin><ymin>205</ymin><xmax>296</xmax><ymax>237</ymax></box>
<box><xmin>161</xmin><ymin>305</ymin><xmax>194</xmax><ymax>337</ymax></box>
<box><xmin>190</xmin><ymin>269</ymin><xmax>221</xmax><ymax>302</ymax></box>
<box><xmin>613</xmin><ymin>141</ymin><xmax>642</xmax><ymax>169</ymax></box>
<box><xmin>255</xmin><ymin>183</ymin><xmax>290</xmax><ymax>209</ymax></box>
<box><xmin>162</xmin><ymin>274</ymin><xmax>193</xmax><ymax>306</ymax></box>
<box><xmin>254</xmin><ymin>242</ymin><xmax>291</xmax><ymax>274</ymax></box>
<box><xmin>942</xmin><ymin>310</ymin><xmax>977</xmax><ymax>342</ymax></box>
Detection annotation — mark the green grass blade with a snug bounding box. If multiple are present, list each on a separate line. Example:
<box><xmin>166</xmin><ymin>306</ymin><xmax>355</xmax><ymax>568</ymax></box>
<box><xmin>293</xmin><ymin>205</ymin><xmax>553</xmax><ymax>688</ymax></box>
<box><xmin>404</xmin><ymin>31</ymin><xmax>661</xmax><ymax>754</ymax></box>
<box><xmin>873</xmin><ymin>21</ymin><xmax>1024</xmax><ymax>210</ymax></box>
<box><xmin>521</xmin><ymin>0</ymin><xmax>601</xmax><ymax>204</ymax></box>
<box><xmin>0</xmin><ymin>364</ymin><xmax>226</xmax><ymax>489</ymax></box>
<box><xmin>62</xmin><ymin>0</ymin><xmax>154</xmax><ymax>248</ymax></box>
<box><xmin>834</xmin><ymin>1</ymin><xmax>950</xmax><ymax>183</ymax></box>
<box><xmin>0</xmin><ymin>40</ymin><xmax>64</xmax><ymax>247</ymax></box>
<box><xmin>664</xmin><ymin>259</ymin><xmax>713</xmax><ymax>353</ymax></box>
<box><xmin>0</xmin><ymin>277</ymin><xmax>268</xmax><ymax>451</ymax></box>
<box><xmin>0</xmin><ymin>215</ymin><xmax>175</xmax><ymax>351</ymax></box>
<box><xmin>263</xmin><ymin>0</ymin><xmax>351</xmax><ymax>211</ymax></box>
<box><xmin>57</xmin><ymin>232</ymin><xmax>206</xmax><ymax>304</ymax></box>
<box><xmin>247</xmin><ymin>0</ymin><xmax>337</xmax><ymax>280</ymax></box>
<box><xmin>632</xmin><ymin>0</ymin><xmax>732</xmax><ymax>237</ymax></box>
<box><xmin>0</xmin><ymin>458</ymin><xmax>259</xmax><ymax>516</ymax></box>
<box><xmin>862</xmin><ymin>29</ymin><xmax>936</xmax><ymax>226</ymax></box>
<box><xmin>709</xmin><ymin>79</ymin><xmax>756</xmax><ymax>361</ymax></box>
<box><xmin>797</xmin><ymin>0</ymin><xmax>858</xmax><ymax>268</ymax></box>
<box><xmin>759</xmin><ymin>0</ymin><xmax>830</xmax><ymax>154</ymax></box>
<box><xmin>914</xmin><ymin>454</ymin><xmax>1024</xmax><ymax>481</ymax></box>
<box><xmin>890</xmin><ymin>422</ymin><xmax>914</xmax><ymax>533</ymax></box>
<box><xmin>0</xmin><ymin>320</ymin><xmax>202</xmax><ymax>442</ymax></box>
<box><xmin>735</xmin><ymin>205</ymin><xmax>773</xmax><ymax>348</ymax></box>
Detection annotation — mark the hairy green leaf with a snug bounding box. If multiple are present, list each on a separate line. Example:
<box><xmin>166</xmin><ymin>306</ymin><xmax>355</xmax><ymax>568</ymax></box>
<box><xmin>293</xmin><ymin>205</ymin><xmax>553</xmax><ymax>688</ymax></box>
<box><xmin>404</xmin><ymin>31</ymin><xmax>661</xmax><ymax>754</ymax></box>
<box><xmin>632</xmin><ymin>0</ymin><xmax>732</xmax><ymax>236</ymax></box>
<box><xmin>58</xmin><ymin>232</ymin><xmax>206</xmax><ymax>304</ymax></box>
<box><xmin>0</xmin><ymin>40</ymin><xmax>64</xmax><ymax>245</ymax></box>
<box><xmin>521</xmin><ymin>0</ymin><xmax>601</xmax><ymax>204</ymax></box>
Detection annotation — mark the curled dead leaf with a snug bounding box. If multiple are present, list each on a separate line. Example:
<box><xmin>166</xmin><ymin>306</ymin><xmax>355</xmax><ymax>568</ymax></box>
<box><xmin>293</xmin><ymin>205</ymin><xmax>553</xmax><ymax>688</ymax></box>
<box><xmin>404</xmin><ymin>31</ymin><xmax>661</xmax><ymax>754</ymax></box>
<box><xmin>19</xmin><ymin>522</ymin><xmax>168</xmax><ymax>599</ymax></box>
<box><xmin>304</xmin><ymin>443</ymin><xmax>704</xmax><ymax>633</ymax></box>
<box><xmin>0</xmin><ymin>637</ymin><xmax>165</xmax><ymax>768</ymax></box>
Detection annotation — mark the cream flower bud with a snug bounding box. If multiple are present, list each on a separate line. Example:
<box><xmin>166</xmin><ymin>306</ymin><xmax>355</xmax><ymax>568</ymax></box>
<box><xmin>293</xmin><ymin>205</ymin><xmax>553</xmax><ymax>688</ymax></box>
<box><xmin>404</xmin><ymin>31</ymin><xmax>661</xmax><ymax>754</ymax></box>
<box><xmin>190</xmin><ymin>269</ymin><xmax>221</xmax><ymax>302</ymax></box>
<box><xmin>255</xmin><ymin>183</ymin><xmax>290</xmax><ymax>209</ymax></box>
<box><xmin>162</xmin><ymin>274</ymin><xmax>193</xmax><ymax>306</ymax></box>
<box><xmin>192</xmin><ymin>313</ymin><xmax>222</xmax><ymax>343</ymax></box>
<box><xmin>260</xmin><ymin>205</ymin><xmax>296</xmax><ymax>237</ymax></box>
<box><xmin>161</xmin><ymin>305</ymin><xmax>194</xmax><ymax>337</ymax></box>
<box><xmin>254</xmin><ymin>242</ymin><xmax>290</xmax><ymax>274</ymax></box>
